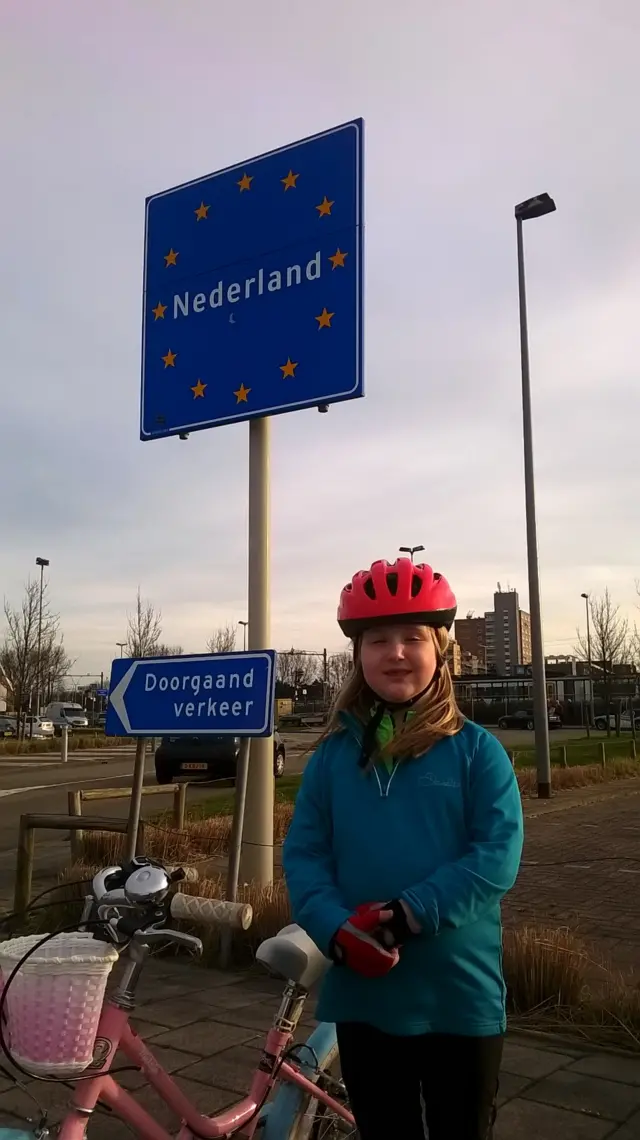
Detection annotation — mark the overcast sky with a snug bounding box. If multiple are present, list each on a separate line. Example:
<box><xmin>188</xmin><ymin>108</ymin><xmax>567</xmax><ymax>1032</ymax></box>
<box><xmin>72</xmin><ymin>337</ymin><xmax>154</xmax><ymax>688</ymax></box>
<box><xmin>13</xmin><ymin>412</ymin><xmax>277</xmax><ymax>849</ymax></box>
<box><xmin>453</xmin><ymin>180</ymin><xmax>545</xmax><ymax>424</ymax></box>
<box><xmin>1</xmin><ymin>0</ymin><xmax>639</xmax><ymax>679</ymax></box>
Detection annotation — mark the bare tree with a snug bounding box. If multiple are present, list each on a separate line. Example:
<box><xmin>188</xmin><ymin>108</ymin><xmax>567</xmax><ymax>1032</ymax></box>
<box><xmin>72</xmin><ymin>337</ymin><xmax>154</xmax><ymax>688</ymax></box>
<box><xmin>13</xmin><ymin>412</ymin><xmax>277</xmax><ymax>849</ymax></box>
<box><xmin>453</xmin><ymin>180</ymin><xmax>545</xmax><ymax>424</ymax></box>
<box><xmin>327</xmin><ymin>651</ymin><xmax>353</xmax><ymax>692</ymax></box>
<box><xmin>1</xmin><ymin>579</ymin><xmax>73</xmax><ymax>728</ymax></box>
<box><xmin>576</xmin><ymin>588</ymin><xmax>628</xmax><ymax>733</ymax></box>
<box><xmin>126</xmin><ymin>590</ymin><xmax>163</xmax><ymax>657</ymax></box>
<box><xmin>154</xmin><ymin>644</ymin><xmax>184</xmax><ymax>657</ymax></box>
<box><xmin>276</xmin><ymin>649</ymin><xmax>318</xmax><ymax>689</ymax></box>
<box><xmin>207</xmin><ymin>623</ymin><xmax>237</xmax><ymax>654</ymax></box>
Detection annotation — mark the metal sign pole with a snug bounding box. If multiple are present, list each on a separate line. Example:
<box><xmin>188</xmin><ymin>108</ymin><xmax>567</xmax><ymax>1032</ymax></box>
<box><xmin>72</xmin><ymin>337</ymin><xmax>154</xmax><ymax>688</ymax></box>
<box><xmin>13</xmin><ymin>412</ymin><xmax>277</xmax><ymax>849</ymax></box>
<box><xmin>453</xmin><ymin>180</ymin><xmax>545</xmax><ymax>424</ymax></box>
<box><xmin>125</xmin><ymin>737</ymin><xmax>147</xmax><ymax>862</ymax></box>
<box><xmin>241</xmin><ymin>416</ymin><xmax>274</xmax><ymax>885</ymax></box>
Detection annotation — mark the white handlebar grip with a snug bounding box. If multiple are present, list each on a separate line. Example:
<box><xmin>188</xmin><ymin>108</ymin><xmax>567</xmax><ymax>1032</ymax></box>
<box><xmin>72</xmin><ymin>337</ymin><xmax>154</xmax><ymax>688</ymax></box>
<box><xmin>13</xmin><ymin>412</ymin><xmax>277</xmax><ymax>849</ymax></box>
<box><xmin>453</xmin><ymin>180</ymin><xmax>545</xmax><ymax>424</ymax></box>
<box><xmin>170</xmin><ymin>892</ymin><xmax>253</xmax><ymax>930</ymax></box>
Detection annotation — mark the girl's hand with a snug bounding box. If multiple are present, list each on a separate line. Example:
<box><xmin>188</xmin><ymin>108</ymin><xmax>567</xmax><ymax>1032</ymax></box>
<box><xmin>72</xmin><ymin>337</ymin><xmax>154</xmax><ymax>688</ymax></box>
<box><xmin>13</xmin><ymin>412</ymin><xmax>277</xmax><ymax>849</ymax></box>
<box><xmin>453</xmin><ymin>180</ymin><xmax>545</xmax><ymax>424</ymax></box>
<box><xmin>376</xmin><ymin>899</ymin><xmax>422</xmax><ymax>945</ymax></box>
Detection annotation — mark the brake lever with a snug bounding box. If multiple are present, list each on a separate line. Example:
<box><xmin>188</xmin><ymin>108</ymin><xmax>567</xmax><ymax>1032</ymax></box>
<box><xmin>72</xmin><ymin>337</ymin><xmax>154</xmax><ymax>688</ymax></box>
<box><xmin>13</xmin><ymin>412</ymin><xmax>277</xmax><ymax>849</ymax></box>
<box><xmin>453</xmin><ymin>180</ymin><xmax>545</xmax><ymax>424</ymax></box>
<box><xmin>134</xmin><ymin>928</ymin><xmax>203</xmax><ymax>955</ymax></box>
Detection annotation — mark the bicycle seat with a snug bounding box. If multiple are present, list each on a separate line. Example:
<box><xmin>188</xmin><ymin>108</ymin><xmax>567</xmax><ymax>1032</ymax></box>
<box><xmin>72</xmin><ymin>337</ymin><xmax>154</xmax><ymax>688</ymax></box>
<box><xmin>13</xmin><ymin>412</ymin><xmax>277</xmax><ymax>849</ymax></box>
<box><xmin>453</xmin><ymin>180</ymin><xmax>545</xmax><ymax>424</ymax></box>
<box><xmin>256</xmin><ymin>923</ymin><xmax>331</xmax><ymax>989</ymax></box>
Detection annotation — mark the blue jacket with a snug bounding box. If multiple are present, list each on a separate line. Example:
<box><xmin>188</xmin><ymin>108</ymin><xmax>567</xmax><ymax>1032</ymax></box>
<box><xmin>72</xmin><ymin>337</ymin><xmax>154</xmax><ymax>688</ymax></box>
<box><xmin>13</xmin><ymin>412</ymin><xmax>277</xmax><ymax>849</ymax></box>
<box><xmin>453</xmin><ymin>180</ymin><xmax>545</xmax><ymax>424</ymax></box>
<box><xmin>283</xmin><ymin>717</ymin><xmax>523</xmax><ymax>1037</ymax></box>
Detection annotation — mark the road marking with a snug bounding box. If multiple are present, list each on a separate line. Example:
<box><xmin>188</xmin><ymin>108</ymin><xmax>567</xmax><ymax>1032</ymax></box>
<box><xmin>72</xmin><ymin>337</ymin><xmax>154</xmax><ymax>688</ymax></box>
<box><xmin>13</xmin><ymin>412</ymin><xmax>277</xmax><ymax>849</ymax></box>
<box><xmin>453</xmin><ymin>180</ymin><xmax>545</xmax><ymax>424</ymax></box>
<box><xmin>0</xmin><ymin>772</ymin><xmax>136</xmax><ymax>798</ymax></box>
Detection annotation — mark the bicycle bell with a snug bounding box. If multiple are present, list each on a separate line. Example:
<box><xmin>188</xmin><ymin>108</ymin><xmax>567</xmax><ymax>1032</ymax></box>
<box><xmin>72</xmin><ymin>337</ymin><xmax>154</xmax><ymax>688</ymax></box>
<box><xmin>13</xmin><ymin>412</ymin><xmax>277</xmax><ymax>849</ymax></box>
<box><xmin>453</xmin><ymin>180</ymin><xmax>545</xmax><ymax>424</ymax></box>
<box><xmin>124</xmin><ymin>863</ymin><xmax>171</xmax><ymax>905</ymax></box>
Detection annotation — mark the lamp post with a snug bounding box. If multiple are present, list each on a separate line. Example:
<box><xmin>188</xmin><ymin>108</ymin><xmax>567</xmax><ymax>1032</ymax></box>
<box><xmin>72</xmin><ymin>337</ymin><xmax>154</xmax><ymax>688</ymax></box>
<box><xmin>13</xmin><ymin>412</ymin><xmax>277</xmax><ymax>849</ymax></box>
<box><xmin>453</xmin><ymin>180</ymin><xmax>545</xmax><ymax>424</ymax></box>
<box><xmin>116</xmin><ymin>642</ymin><xmax>126</xmax><ymax>658</ymax></box>
<box><xmin>399</xmin><ymin>545</ymin><xmax>425</xmax><ymax>563</ymax></box>
<box><xmin>515</xmin><ymin>192</ymin><xmax>556</xmax><ymax>799</ymax></box>
<box><xmin>581</xmin><ymin>592</ymin><xmax>594</xmax><ymax>736</ymax></box>
<box><xmin>34</xmin><ymin>557</ymin><xmax>50</xmax><ymax>727</ymax></box>
<box><xmin>238</xmin><ymin>621</ymin><xmax>248</xmax><ymax>651</ymax></box>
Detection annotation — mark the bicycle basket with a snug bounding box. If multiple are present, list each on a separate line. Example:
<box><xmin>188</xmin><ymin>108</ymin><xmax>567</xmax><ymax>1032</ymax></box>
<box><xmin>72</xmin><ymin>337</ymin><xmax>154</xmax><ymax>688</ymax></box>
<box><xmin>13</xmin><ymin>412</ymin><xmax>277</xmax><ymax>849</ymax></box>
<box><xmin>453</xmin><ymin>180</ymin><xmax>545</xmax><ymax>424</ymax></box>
<box><xmin>0</xmin><ymin>933</ymin><xmax>118</xmax><ymax>1077</ymax></box>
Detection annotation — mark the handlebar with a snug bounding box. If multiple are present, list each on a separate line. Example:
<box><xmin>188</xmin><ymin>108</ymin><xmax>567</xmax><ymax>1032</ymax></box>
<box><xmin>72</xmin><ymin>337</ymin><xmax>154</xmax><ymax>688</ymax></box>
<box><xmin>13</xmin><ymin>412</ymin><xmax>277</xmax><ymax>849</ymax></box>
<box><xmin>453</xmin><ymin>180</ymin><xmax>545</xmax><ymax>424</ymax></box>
<box><xmin>88</xmin><ymin>857</ymin><xmax>253</xmax><ymax>947</ymax></box>
<box><xmin>170</xmin><ymin>892</ymin><xmax>252</xmax><ymax>930</ymax></box>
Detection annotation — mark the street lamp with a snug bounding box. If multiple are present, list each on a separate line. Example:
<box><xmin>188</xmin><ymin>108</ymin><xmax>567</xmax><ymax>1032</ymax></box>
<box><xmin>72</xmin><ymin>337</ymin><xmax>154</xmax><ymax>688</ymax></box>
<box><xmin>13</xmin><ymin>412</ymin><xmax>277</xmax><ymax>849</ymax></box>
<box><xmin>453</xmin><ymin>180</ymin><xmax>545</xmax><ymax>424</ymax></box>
<box><xmin>116</xmin><ymin>642</ymin><xmax>126</xmax><ymax>658</ymax></box>
<box><xmin>515</xmin><ymin>191</ymin><xmax>556</xmax><ymax>799</ymax></box>
<box><xmin>399</xmin><ymin>545</ymin><xmax>425</xmax><ymax>563</ymax></box>
<box><xmin>34</xmin><ymin>557</ymin><xmax>50</xmax><ymax>725</ymax></box>
<box><xmin>238</xmin><ymin>621</ymin><xmax>248</xmax><ymax>651</ymax></box>
<box><xmin>581</xmin><ymin>593</ymin><xmax>594</xmax><ymax>736</ymax></box>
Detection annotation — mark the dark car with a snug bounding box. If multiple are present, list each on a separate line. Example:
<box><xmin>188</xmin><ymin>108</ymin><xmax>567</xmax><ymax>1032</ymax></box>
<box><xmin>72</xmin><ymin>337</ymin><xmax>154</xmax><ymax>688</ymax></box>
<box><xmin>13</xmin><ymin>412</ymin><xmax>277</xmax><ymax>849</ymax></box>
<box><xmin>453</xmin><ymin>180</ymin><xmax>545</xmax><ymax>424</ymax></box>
<box><xmin>0</xmin><ymin>716</ymin><xmax>16</xmax><ymax>738</ymax></box>
<box><xmin>497</xmin><ymin>709</ymin><xmax>562</xmax><ymax>731</ymax></box>
<box><xmin>154</xmin><ymin>731</ymin><xmax>286</xmax><ymax>784</ymax></box>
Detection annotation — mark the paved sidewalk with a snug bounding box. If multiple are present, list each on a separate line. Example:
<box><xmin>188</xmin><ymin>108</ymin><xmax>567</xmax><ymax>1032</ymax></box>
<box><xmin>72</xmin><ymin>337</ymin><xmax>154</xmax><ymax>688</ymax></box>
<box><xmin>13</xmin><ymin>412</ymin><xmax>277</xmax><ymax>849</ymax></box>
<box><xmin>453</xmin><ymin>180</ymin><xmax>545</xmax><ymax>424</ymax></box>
<box><xmin>0</xmin><ymin>960</ymin><xmax>638</xmax><ymax>1137</ymax></box>
<box><xmin>507</xmin><ymin>783</ymin><xmax>640</xmax><ymax>972</ymax></box>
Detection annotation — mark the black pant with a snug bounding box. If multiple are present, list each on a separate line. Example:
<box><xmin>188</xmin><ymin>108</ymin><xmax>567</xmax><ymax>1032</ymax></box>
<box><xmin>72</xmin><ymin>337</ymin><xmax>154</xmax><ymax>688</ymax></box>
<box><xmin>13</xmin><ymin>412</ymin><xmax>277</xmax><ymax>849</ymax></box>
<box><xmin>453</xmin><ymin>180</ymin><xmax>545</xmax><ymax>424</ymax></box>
<box><xmin>336</xmin><ymin>1022</ymin><xmax>503</xmax><ymax>1140</ymax></box>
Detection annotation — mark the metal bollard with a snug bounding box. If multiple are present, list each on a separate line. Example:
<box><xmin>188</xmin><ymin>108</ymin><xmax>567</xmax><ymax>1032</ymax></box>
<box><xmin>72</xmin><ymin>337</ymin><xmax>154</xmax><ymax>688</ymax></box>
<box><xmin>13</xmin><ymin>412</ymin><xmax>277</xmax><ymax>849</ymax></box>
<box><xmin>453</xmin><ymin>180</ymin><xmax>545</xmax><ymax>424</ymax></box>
<box><xmin>61</xmin><ymin>724</ymin><xmax>69</xmax><ymax>763</ymax></box>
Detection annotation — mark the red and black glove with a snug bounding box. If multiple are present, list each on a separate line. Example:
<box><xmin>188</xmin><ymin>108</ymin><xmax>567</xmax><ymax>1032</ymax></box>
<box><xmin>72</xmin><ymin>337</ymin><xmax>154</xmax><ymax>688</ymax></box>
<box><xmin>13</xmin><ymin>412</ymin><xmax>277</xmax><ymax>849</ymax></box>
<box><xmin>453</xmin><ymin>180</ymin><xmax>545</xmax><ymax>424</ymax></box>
<box><xmin>329</xmin><ymin>906</ymin><xmax>399</xmax><ymax>978</ymax></box>
<box><xmin>376</xmin><ymin>899</ymin><xmax>421</xmax><ymax>947</ymax></box>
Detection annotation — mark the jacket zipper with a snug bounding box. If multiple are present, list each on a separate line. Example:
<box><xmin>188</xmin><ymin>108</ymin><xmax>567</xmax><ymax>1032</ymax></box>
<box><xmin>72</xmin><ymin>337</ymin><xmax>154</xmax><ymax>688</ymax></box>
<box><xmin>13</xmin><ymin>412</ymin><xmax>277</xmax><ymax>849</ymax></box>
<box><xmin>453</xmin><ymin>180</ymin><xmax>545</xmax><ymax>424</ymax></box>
<box><xmin>373</xmin><ymin>762</ymin><xmax>400</xmax><ymax>798</ymax></box>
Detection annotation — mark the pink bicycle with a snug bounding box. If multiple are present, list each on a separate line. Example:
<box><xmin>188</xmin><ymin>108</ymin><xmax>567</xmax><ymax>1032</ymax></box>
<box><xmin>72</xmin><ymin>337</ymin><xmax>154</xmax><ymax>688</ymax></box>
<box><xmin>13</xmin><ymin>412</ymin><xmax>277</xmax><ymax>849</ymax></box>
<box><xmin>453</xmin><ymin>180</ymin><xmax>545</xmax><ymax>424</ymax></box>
<box><xmin>0</xmin><ymin>858</ymin><xmax>355</xmax><ymax>1139</ymax></box>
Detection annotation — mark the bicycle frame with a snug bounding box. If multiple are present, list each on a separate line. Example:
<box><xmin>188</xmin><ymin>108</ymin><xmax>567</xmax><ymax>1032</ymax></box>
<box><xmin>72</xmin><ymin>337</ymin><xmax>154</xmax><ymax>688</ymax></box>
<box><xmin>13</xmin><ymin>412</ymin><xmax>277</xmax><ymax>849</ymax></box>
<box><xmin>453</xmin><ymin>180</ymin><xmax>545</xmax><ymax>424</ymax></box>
<box><xmin>57</xmin><ymin>995</ymin><xmax>354</xmax><ymax>1139</ymax></box>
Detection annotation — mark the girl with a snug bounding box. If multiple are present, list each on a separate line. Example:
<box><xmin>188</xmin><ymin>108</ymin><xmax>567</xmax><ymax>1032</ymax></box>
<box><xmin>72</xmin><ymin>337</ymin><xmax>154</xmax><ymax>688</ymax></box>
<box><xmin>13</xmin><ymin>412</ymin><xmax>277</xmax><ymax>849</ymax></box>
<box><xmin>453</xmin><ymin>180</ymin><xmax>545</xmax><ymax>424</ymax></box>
<box><xmin>283</xmin><ymin>557</ymin><xmax>524</xmax><ymax>1140</ymax></box>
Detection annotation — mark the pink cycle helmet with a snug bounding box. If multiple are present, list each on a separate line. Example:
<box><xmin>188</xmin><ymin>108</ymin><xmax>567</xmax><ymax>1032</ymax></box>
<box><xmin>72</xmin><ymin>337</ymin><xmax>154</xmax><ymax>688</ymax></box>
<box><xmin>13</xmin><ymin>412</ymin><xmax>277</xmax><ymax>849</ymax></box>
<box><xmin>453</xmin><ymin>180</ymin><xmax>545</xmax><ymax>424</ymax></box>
<box><xmin>338</xmin><ymin>557</ymin><xmax>457</xmax><ymax>638</ymax></box>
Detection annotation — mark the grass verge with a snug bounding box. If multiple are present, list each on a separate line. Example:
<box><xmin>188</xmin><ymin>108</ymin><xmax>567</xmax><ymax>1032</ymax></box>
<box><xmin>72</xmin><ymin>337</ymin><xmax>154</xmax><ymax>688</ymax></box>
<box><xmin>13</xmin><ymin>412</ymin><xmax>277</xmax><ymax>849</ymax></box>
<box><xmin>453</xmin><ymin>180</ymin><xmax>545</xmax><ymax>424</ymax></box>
<box><xmin>0</xmin><ymin>734</ymin><xmax>131</xmax><ymax>756</ymax></box>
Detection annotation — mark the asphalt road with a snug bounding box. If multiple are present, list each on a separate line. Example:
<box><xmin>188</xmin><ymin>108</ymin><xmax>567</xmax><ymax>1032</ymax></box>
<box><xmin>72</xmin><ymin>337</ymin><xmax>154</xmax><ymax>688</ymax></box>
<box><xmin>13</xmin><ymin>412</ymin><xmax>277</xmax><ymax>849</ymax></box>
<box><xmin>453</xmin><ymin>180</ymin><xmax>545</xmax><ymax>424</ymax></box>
<box><xmin>0</xmin><ymin>742</ymin><xmax>309</xmax><ymax>910</ymax></box>
<box><xmin>0</xmin><ymin>725</ymin><xmax>595</xmax><ymax>911</ymax></box>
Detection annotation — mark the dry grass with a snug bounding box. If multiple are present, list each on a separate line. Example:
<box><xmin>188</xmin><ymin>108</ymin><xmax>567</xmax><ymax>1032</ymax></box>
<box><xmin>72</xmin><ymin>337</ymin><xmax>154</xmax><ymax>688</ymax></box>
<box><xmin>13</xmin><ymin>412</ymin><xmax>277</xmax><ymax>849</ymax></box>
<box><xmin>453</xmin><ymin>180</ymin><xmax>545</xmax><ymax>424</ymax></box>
<box><xmin>517</xmin><ymin>758</ymin><xmax>638</xmax><ymax>796</ymax></box>
<box><xmin>505</xmin><ymin>925</ymin><xmax>640</xmax><ymax>1051</ymax></box>
<box><xmin>19</xmin><ymin>867</ymin><xmax>640</xmax><ymax>1051</ymax></box>
<box><xmin>78</xmin><ymin>802</ymin><xmax>294</xmax><ymax>868</ymax></box>
<box><xmin>0</xmin><ymin>735</ymin><xmax>130</xmax><ymax>756</ymax></box>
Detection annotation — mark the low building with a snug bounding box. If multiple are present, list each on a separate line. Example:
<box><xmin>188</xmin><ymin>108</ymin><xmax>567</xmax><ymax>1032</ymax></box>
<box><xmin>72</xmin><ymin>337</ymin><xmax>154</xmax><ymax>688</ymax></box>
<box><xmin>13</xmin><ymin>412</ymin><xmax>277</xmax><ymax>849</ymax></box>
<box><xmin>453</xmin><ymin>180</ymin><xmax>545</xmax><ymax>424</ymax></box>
<box><xmin>445</xmin><ymin>639</ymin><xmax>462</xmax><ymax>676</ymax></box>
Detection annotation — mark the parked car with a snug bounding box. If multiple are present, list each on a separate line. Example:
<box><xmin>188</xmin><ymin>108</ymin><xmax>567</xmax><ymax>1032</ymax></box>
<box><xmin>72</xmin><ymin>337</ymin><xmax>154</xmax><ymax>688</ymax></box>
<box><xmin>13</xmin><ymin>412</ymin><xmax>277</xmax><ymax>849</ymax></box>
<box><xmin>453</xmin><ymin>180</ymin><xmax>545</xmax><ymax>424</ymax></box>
<box><xmin>594</xmin><ymin>712</ymin><xmax>640</xmax><ymax>732</ymax></box>
<box><xmin>497</xmin><ymin>709</ymin><xmax>562</xmax><ymax>731</ymax></box>
<box><xmin>155</xmin><ymin>731</ymin><xmax>286</xmax><ymax>785</ymax></box>
<box><xmin>43</xmin><ymin>702</ymin><xmax>89</xmax><ymax>734</ymax></box>
<box><xmin>24</xmin><ymin>716</ymin><xmax>55</xmax><ymax>738</ymax></box>
<box><xmin>0</xmin><ymin>716</ymin><xmax>16</xmax><ymax>738</ymax></box>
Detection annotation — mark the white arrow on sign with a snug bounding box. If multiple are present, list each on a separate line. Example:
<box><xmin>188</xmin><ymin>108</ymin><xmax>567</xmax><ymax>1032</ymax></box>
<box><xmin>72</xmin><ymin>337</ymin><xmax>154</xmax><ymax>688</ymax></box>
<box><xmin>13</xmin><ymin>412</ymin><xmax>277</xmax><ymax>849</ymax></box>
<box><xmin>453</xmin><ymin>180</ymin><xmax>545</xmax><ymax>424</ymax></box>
<box><xmin>109</xmin><ymin>662</ymin><xmax>138</xmax><ymax>734</ymax></box>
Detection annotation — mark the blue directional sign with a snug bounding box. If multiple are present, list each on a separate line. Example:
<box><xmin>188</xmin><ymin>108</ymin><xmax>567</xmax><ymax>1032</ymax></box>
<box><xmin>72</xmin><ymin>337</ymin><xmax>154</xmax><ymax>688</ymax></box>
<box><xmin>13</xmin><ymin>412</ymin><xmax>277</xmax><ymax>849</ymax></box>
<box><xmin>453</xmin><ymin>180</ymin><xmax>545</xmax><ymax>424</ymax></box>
<box><xmin>105</xmin><ymin>651</ymin><xmax>275</xmax><ymax>737</ymax></box>
<box><xmin>141</xmin><ymin>119</ymin><xmax>363</xmax><ymax>440</ymax></box>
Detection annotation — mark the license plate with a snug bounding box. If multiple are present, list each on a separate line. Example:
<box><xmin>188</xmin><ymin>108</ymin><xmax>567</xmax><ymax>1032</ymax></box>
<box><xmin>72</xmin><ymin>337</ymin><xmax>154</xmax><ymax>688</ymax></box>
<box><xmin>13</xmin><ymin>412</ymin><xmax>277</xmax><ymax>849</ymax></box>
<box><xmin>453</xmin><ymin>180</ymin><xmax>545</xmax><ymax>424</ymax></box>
<box><xmin>182</xmin><ymin>762</ymin><xmax>208</xmax><ymax>771</ymax></box>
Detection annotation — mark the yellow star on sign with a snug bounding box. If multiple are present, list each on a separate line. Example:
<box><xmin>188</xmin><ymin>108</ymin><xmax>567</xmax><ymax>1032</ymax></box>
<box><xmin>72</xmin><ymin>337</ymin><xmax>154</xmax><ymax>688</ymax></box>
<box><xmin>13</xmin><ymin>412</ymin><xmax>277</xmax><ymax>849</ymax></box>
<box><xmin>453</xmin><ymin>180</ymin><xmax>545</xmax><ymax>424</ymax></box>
<box><xmin>162</xmin><ymin>349</ymin><xmax>177</xmax><ymax>368</ymax></box>
<box><xmin>237</xmin><ymin>172</ymin><xmax>253</xmax><ymax>192</ymax></box>
<box><xmin>280</xmin><ymin>357</ymin><xmax>298</xmax><ymax>378</ymax></box>
<box><xmin>281</xmin><ymin>170</ymin><xmax>299</xmax><ymax>191</ymax></box>
<box><xmin>316</xmin><ymin>196</ymin><xmax>334</xmax><ymax>217</ymax></box>
<box><xmin>164</xmin><ymin>248</ymin><xmax>179</xmax><ymax>267</ymax></box>
<box><xmin>328</xmin><ymin>248</ymin><xmax>348</xmax><ymax>269</ymax></box>
<box><xmin>152</xmin><ymin>301</ymin><xmax>167</xmax><ymax>320</ymax></box>
<box><xmin>234</xmin><ymin>383</ymin><xmax>251</xmax><ymax>403</ymax></box>
<box><xmin>315</xmin><ymin>308</ymin><xmax>334</xmax><ymax>330</ymax></box>
<box><xmin>191</xmin><ymin>379</ymin><xmax>207</xmax><ymax>398</ymax></box>
<box><xmin>194</xmin><ymin>201</ymin><xmax>210</xmax><ymax>221</ymax></box>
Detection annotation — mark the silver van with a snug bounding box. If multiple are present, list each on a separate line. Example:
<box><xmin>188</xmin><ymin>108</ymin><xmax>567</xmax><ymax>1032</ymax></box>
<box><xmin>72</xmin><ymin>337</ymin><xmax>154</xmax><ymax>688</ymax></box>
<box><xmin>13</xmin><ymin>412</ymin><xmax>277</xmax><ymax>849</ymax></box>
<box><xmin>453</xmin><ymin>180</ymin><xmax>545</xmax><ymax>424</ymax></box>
<box><xmin>44</xmin><ymin>702</ymin><xmax>89</xmax><ymax>733</ymax></box>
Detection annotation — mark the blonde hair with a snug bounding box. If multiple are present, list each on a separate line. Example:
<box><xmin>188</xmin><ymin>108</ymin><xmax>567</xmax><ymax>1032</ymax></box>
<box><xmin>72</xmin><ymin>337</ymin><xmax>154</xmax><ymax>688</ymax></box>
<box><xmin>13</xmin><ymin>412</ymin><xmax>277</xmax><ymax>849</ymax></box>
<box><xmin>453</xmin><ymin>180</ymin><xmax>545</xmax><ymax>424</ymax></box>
<box><xmin>325</xmin><ymin>627</ymin><xmax>464</xmax><ymax>760</ymax></box>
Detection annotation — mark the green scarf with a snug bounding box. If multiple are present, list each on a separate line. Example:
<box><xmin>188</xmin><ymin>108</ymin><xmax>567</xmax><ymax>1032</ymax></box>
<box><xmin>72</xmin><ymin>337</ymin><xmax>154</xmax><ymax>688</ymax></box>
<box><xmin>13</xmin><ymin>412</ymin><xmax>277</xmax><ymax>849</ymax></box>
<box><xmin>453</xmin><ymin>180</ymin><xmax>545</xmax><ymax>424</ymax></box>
<box><xmin>374</xmin><ymin>707</ymin><xmax>416</xmax><ymax>772</ymax></box>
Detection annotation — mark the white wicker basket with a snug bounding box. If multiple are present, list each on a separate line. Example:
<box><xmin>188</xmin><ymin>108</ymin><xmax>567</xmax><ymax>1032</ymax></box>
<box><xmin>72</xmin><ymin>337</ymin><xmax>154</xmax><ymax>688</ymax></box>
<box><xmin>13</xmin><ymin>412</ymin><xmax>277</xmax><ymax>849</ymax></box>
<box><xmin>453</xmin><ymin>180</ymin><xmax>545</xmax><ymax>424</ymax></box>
<box><xmin>0</xmin><ymin>933</ymin><xmax>119</xmax><ymax>1077</ymax></box>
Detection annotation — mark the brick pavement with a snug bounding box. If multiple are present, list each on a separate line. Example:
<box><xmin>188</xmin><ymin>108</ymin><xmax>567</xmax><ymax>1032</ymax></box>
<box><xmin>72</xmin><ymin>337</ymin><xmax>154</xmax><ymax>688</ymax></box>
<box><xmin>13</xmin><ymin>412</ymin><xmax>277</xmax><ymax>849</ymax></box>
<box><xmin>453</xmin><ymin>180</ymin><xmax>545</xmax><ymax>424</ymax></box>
<box><xmin>0</xmin><ymin>960</ymin><xmax>639</xmax><ymax>1137</ymax></box>
<box><xmin>507</xmin><ymin>784</ymin><xmax>640</xmax><ymax>972</ymax></box>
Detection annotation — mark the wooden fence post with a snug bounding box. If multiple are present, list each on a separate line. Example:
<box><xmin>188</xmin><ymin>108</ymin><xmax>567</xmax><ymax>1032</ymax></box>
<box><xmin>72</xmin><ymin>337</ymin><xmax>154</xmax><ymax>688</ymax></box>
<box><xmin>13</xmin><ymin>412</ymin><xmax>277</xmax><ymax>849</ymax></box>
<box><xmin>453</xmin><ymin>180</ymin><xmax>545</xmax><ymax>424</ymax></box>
<box><xmin>560</xmin><ymin>745</ymin><xmax>568</xmax><ymax>768</ymax></box>
<box><xmin>174</xmin><ymin>783</ymin><xmax>187</xmax><ymax>830</ymax></box>
<box><xmin>631</xmin><ymin>739</ymin><xmax>637</xmax><ymax>760</ymax></box>
<box><xmin>14</xmin><ymin>817</ymin><xmax>35</xmax><ymax>916</ymax></box>
<box><xmin>68</xmin><ymin>791</ymin><xmax>83</xmax><ymax>861</ymax></box>
<box><xmin>600</xmin><ymin>741</ymin><xmax>606</xmax><ymax>767</ymax></box>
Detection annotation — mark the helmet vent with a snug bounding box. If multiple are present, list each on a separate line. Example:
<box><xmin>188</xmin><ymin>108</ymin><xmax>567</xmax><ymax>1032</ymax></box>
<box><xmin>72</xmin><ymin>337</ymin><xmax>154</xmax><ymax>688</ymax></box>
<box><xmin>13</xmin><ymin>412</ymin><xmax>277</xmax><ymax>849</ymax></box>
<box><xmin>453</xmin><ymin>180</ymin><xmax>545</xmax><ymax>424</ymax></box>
<box><xmin>411</xmin><ymin>573</ymin><xmax>422</xmax><ymax>598</ymax></box>
<box><xmin>363</xmin><ymin>578</ymin><xmax>376</xmax><ymax>600</ymax></box>
<box><xmin>386</xmin><ymin>572</ymin><xmax>398</xmax><ymax>596</ymax></box>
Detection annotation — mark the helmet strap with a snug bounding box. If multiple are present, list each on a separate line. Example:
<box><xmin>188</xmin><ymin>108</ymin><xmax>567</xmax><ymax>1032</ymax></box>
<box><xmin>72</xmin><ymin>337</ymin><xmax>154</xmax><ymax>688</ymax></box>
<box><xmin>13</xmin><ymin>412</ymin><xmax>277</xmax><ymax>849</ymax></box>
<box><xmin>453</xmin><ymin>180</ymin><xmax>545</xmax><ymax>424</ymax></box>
<box><xmin>358</xmin><ymin>677</ymin><xmax>435</xmax><ymax>769</ymax></box>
